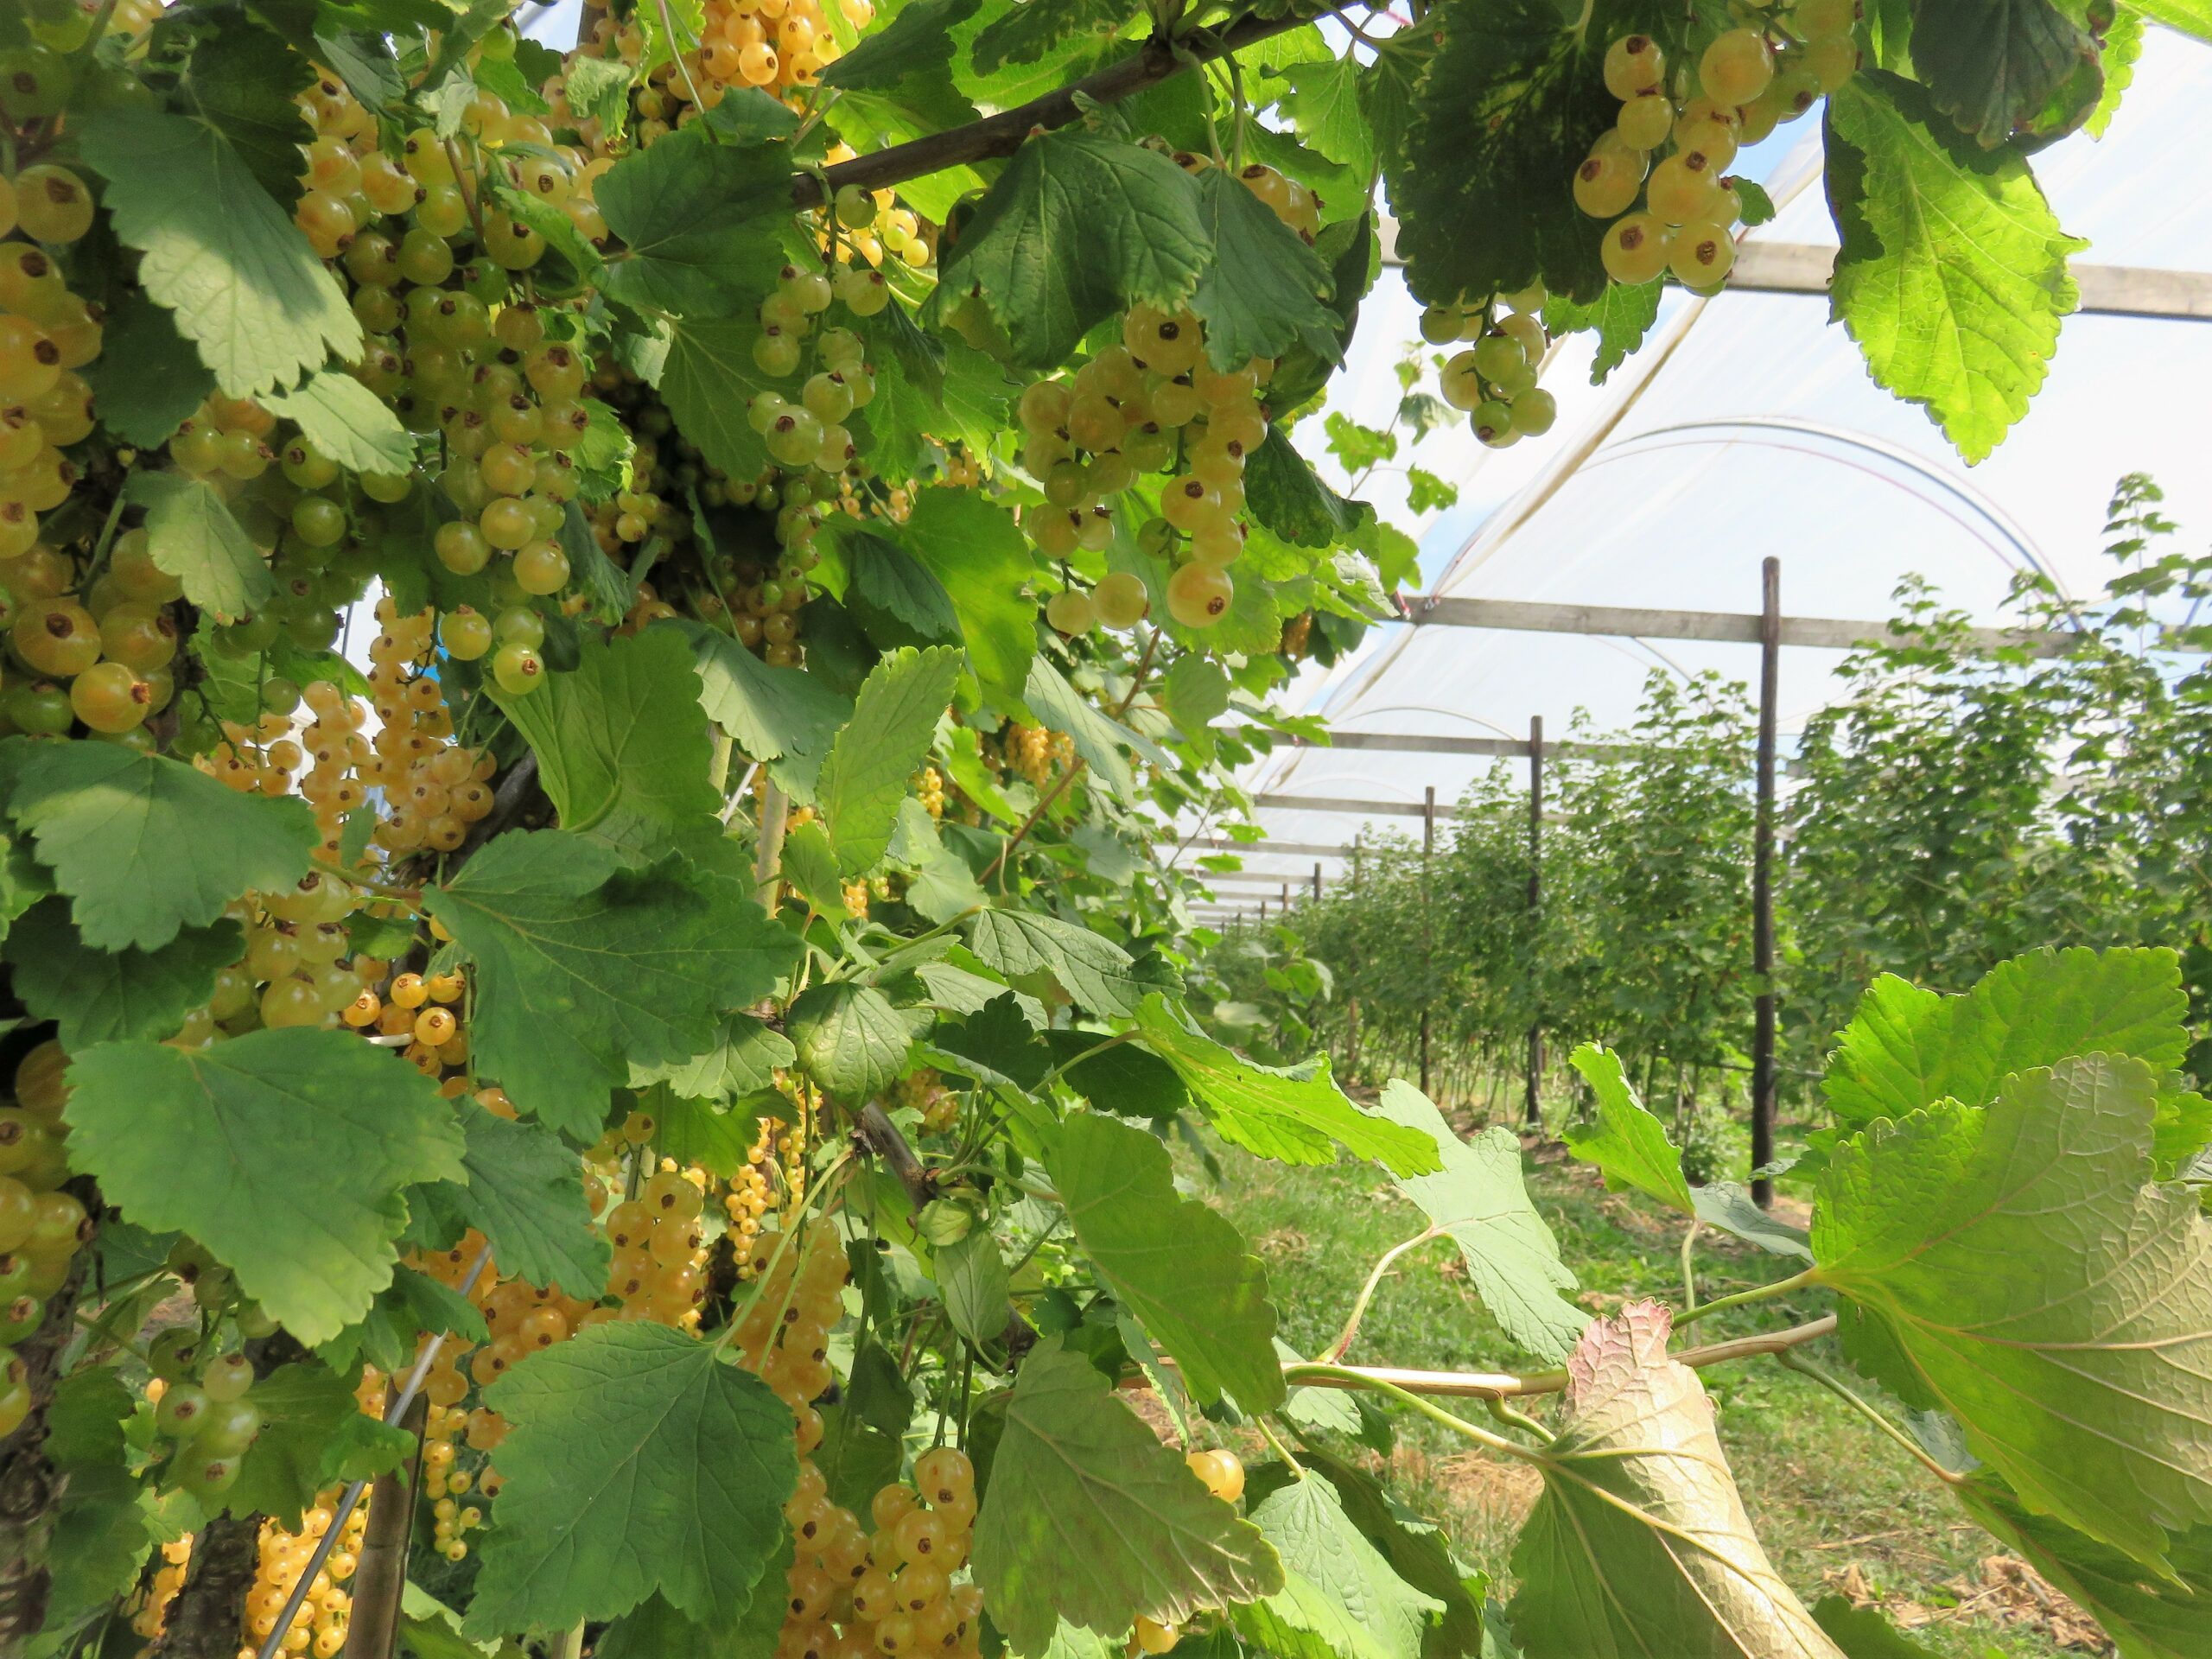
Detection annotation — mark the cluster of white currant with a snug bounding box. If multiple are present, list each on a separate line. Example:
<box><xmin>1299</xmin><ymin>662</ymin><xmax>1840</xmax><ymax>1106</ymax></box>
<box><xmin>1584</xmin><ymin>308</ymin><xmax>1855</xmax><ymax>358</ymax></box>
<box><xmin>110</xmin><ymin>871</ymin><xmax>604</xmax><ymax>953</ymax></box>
<box><xmin>1580</xmin><ymin>3</ymin><xmax>1859</xmax><ymax>289</ymax></box>
<box><xmin>1420</xmin><ymin>288</ymin><xmax>1556</xmax><ymax>449</ymax></box>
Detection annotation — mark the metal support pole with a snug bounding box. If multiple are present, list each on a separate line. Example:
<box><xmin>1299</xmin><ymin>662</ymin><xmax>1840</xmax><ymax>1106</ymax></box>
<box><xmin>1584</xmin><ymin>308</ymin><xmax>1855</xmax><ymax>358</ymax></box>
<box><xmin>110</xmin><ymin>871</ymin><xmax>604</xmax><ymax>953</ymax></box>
<box><xmin>1526</xmin><ymin>716</ymin><xmax>1545</xmax><ymax>1129</ymax></box>
<box><xmin>1420</xmin><ymin>786</ymin><xmax>1435</xmax><ymax>1097</ymax></box>
<box><xmin>1751</xmin><ymin>559</ymin><xmax>1781</xmax><ymax>1208</ymax></box>
<box><xmin>1313</xmin><ymin>862</ymin><xmax>1322</xmax><ymax>899</ymax></box>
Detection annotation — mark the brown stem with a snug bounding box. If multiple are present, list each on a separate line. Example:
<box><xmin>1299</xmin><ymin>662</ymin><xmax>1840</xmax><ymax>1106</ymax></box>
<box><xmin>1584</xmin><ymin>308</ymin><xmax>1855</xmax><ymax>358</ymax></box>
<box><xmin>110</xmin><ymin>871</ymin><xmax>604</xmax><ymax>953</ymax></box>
<box><xmin>0</xmin><ymin>1180</ymin><xmax>98</xmax><ymax>1653</ymax></box>
<box><xmin>981</xmin><ymin>760</ymin><xmax>1084</xmax><ymax>885</ymax></box>
<box><xmin>153</xmin><ymin>1332</ymin><xmax>306</xmax><ymax>1659</ymax></box>
<box><xmin>339</xmin><ymin>1392</ymin><xmax>428</xmax><ymax>1659</ymax></box>
<box><xmin>857</xmin><ymin>1101</ymin><xmax>932</xmax><ymax>1208</ymax></box>
<box><xmin>785</xmin><ymin>10</ymin><xmax>1320</xmax><ymax>210</ymax></box>
<box><xmin>149</xmin><ymin>1516</ymin><xmax>259</xmax><ymax>1659</ymax></box>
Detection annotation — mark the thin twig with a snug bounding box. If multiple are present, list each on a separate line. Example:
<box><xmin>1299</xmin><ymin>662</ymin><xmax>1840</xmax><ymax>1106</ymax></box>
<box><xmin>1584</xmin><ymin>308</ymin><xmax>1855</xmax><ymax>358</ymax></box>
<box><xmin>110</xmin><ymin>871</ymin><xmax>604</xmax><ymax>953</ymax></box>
<box><xmin>1323</xmin><ymin>1224</ymin><xmax>1441</xmax><ymax>1362</ymax></box>
<box><xmin>1777</xmin><ymin>1351</ymin><xmax>1963</xmax><ymax>1486</ymax></box>
<box><xmin>1667</xmin><ymin>1266</ymin><xmax>1817</xmax><ymax>1331</ymax></box>
<box><xmin>1283</xmin><ymin>1314</ymin><xmax>1840</xmax><ymax>1401</ymax></box>
<box><xmin>1679</xmin><ymin>1217</ymin><xmax>1703</xmax><ymax>1313</ymax></box>
<box><xmin>982</xmin><ymin>760</ymin><xmax>1084</xmax><ymax>885</ymax></box>
<box><xmin>784</xmin><ymin>9</ymin><xmax>1321</xmax><ymax>208</ymax></box>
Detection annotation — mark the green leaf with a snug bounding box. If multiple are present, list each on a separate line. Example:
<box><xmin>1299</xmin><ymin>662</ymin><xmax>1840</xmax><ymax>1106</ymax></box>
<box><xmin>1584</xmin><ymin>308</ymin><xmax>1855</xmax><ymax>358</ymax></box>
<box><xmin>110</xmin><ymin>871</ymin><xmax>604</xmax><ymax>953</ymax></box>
<box><xmin>1810</xmin><ymin>1598</ymin><xmax>1943</xmax><ymax>1657</ymax></box>
<box><xmin>1690</xmin><ymin>1182</ymin><xmax>1815</xmax><ymax>1262</ymax></box>
<box><xmin>683</xmin><ymin>620</ymin><xmax>853</xmax><ymax>788</ymax></box>
<box><xmin>1561</xmin><ymin>1043</ymin><xmax>1691</xmax><ymax>1211</ymax></box>
<box><xmin>816</xmin><ymin>1341</ymin><xmax>913</xmax><ymax>1515</ymax></box>
<box><xmin>1389</xmin><ymin>0</ymin><xmax>1653</xmax><ymax>306</ymax></box>
<box><xmin>1826</xmin><ymin>70</ymin><xmax>2085</xmax><ymax>462</ymax></box>
<box><xmin>1373</xmin><ymin>1080</ymin><xmax>1586</xmax><ymax>1363</ymax></box>
<box><xmin>1052</xmin><ymin>1110</ymin><xmax>1281</xmax><ymax>1409</ymax></box>
<box><xmin>820</xmin><ymin>0</ymin><xmax>983</xmax><ymax>211</ymax></box>
<box><xmin>660</xmin><ymin>318</ymin><xmax>779</xmax><ymax>480</ymax></box>
<box><xmin>1246</xmin><ymin>427</ymin><xmax>1358</xmax><ymax>549</ymax></box>
<box><xmin>264</xmin><ymin>370</ymin><xmax>416</xmax><ymax>474</ymax></box>
<box><xmin>1190</xmin><ymin>169</ymin><xmax>1341</xmax><ymax>372</ymax></box>
<box><xmin>839</xmin><ymin>530</ymin><xmax>965</xmax><ymax>650</ymax></box>
<box><xmin>66</xmin><ymin>1031</ymin><xmax>465</xmax><ymax>1346</ymax></box>
<box><xmin>938</xmin><ymin>130</ymin><xmax>1211</xmax><ymax>372</ymax></box>
<box><xmin>787</xmin><ymin>981</ymin><xmax>914</xmax><ymax>1098</ymax></box>
<box><xmin>2129</xmin><ymin>0</ymin><xmax>2212</xmax><ymax>39</ymax></box>
<box><xmin>177</xmin><ymin>12</ymin><xmax>317</xmax><ymax>202</ymax></box>
<box><xmin>1827</xmin><ymin>944</ymin><xmax>2189</xmax><ymax>1125</ymax></box>
<box><xmin>225</xmin><ymin>1358</ymin><xmax>411</xmax><ymax>1529</ymax></box>
<box><xmin>1278</xmin><ymin>1442</ymin><xmax>1487</xmax><ymax>1659</ymax></box>
<box><xmin>779</xmin><ymin>818</ymin><xmax>849</xmax><ymax>918</ymax></box>
<box><xmin>1271</xmin><ymin>55</ymin><xmax>1375</xmax><ymax>176</ymax></box>
<box><xmin>1510</xmin><ymin>1303</ymin><xmax>1844</xmax><ymax>1658</ymax></box>
<box><xmin>823</xmin><ymin>0</ymin><xmax>981</xmax><ymax>88</ymax></box>
<box><xmin>1134</xmin><ymin>996</ymin><xmax>1439</xmax><ymax>1176</ymax></box>
<box><xmin>1541</xmin><ymin>278</ymin><xmax>1662</xmax><ymax>385</ymax></box>
<box><xmin>467</xmin><ymin>1323</ymin><xmax>799</xmax><ymax>1636</ymax></box>
<box><xmin>632</xmin><ymin>1013</ymin><xmax>794</xmax><ymax>1105</ymax></box>
<box><xmin>124</xmin><ymin>470</ymin><xmax>275</xmax><ymax>622</ymax></box>
<box><xmin>429</xmin><ymin>1103</ymin><xmax>611</xmax><ymax>1300</ymax></box>
<box><xmin>906</xmin><ymin>841</ymin><xmax>988</xmax><ymax>925</ymax></box>
<box><xmin>1235</xmin><ymin>1473</ymin><xmax>1443</xmax><ymax>1659</ymax></box>
<box><xmin>76</xmin><ymin>109</ymin><xmax>360</xmax><ymax>398</ymax></box>
<box><xmin>596</xmin><ymin>124</ymin><xmax>791</xmax><ymax>317</ymax></box>
<box><xmin>971</xmin><ymin>1337</ymin><xmax>1284</xmax><ymax>1655</ymax></box>
<box><xmin>1911</xmin><ymin>0</ymin><xmax>2099</xmax><ymax>147</ymax></box>
<box><xmin>898</xmin><ymin>490</ymin><xmax>1038</xmax><ymax>709</ymax></box>
<box><xmin>325</xmin><ymin>1264</ymin><xmax>493</xmax><ymax>1375</ymax></box>
<box><xmin>6</xmin><ymin>899</ymin><xmax>240</xmax><ymax>1050</ymax></box>
<box><xmin>2086</xmin><ymin>6</ymin><xmax>2144</xmax><ymax>139</ymax></box>
<box><xmin>423</xmin><ymin>830</ymin><xmax>801</xmax><ymax>1141</ymax></box>
<box><xmin>818</xmin><ymin>645</ymin><xmax>964</xmax><ymax>876</ymax></box>
<box><xmin>937</xmin><ymin>1225</ymin><xmax>1012</xmax><ymax>1349</ymax></box>
<box><xmin>564</xmin><ymin>52</ymin><xmax>635</xmax><ymax>137</ymax></box>
<box><xmin>6</xmin><ymin>741</ymin><xmax>315</xmax><ymax>950</ymax></box>
<box><xmin>635</xmin><ymin>0</ymin><xmax>704</xmax><ymax>70</ymax></box>
<box><xmin>1958</xmin><ymin>1471</ymin><xmax>2212</xmax><ymax>1659</ymax></box>
<box><xmin>1020</xmin><ymin>656</ymin><xmax>1146</xmax><ymax>803</ymax></box>
<box><xmin>41</xmin><ymin>1371</ymin><xmax>151</xmax><ymax>1626</ymax></box>
<box><xmin>81</xmin><ymin>293</ymin><xmax>216</xmax><ymax>449</ymax></box>
<box><xmin>1813</xmin><ymin>1055</ymin><xmax>2212</xmax><ymax>1573</ymax></box>
<box><xmin>1049</xmin><ymin>1030</ymin><xmax>1192</xmax><ymax>1120</ymax></box>
<box><xmin>969</xmin><ymin>0</ymin><xmax>1124</xmax><ymax>74</ymax></box>
<box><xmin>493</xmin><ymin>627</ymin><xmax>720</xmax><ymax>863</ymax></box>
<box><xmin>654</xmin><ymin>1092</ymin><xmax>772</xmax><ymax>1181</ymax></box>
<box><xmin>966</xmin><ymin>908</ymin><xmax>1141</xmax><ymax>1018</ymax></box>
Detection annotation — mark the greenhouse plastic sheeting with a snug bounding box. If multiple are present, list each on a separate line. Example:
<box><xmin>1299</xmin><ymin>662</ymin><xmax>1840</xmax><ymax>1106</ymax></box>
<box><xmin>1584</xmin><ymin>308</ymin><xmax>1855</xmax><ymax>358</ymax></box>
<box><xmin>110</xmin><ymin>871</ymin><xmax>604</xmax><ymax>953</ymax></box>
<box><xmin>1185</xmin><ymin>28</ymin><xmax>2212</xmax><ymax>912</ymax></box>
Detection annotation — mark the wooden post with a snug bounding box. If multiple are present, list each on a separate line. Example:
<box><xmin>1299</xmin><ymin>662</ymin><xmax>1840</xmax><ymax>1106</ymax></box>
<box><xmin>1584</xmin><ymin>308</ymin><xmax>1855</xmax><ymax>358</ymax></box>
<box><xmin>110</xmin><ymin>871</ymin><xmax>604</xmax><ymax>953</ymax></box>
<box><xmin>1420</xmin><ymin>785</ymin><xmax>1435</xmax><ymax>1096</ymax></box>
<box><xmin>1526</xmin><ymin>716</ymin><xmax>1545</xmax><ymax>1129</ymax></box>
<box><xmin>1345</xmin><ymin>837</ymin><xmax>1361</xmax><ymax>1073</ymax></box>
<box><xmin>1312</xmin><ymin>862</ymin><xmax>1321</xmax><ymax>899</ymax></box>
<box><xmin>1751</xmin><ymin>560</ymin><xmax>1781</xmax><ymax>1208</ymax></box>
<box><xmin>342</xmin><ymin>1390</ymin><xmax>429</xmax><ymax>1659</ymax></box>
<box><xmin>1281</xmin><ymin>881</ymin><xmax>1290</xmax><ymax>912</ymax></box>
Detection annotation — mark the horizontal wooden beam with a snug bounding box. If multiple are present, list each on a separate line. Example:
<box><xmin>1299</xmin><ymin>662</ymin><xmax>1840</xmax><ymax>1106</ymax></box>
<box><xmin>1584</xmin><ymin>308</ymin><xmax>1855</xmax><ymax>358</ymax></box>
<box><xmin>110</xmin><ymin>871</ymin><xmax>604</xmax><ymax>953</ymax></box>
<box><xmin>1408</xmin><ymin>594</ymin><xmax>2076</xmax><ymax>656</ymax></box>
<box><xmin>1252</xmin><ymin>793</ymin><xmax>1459</xmax><ymax>818</ymax></box>
<box><xmin>1729</xmin><ymin>241</ymin><xmax>2212</xmax><ymax>321</ymax></box>
<box><xmin>1265</xmin><ymin>730</ymin><xmax>1649</xmax><ymax>760</ymax></box>
<box><xmin>1166</xmin><ymin>837</ymin><xmax>1352</xmax><ymax>858</ymax></box>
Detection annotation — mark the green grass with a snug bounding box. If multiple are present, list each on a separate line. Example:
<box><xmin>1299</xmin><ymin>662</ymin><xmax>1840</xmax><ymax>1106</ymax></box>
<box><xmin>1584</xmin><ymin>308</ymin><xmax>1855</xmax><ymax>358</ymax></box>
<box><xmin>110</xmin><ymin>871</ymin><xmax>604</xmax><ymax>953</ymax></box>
<box><xmin>1183</xmin><ymin>1131</ymin><xmax>2088</xmax><ymax>1657</ymax></box>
